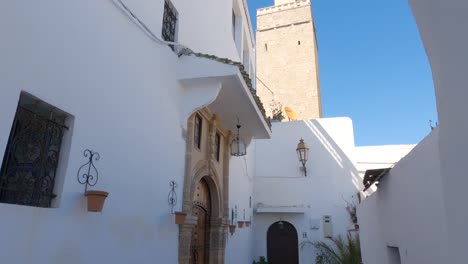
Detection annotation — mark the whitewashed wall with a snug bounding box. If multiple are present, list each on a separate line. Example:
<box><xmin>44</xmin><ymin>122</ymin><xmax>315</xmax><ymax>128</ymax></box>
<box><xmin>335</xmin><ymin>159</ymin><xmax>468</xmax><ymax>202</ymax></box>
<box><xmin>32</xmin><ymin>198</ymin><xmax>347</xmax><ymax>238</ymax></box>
<box><xmin>408</xmin><ymin>1</ymin><xmax>468</xmax><ymax>262</ymax></box>
<box><xmin>253</xmin><ymin>118</ymin><xmax>361</xmax><ymax>263</ymax></box>
<box><xmin>0</xmin><ymin>0</ymin><xmax>255</xmax><ymax>263</ymax></box>
<box><xmin>355</xmin><ymin>145</ymin><xmax>415</xmax><ymax>195</ymax></box>
<box><xmin>225</xmin><ymin>144</ymin><xmax>256</xmax><ymax>264</ymax></box>
<box><xmin>358</xmin><ymin>129</ymin><xmax>448</xmax><ymax>264</ymax></box>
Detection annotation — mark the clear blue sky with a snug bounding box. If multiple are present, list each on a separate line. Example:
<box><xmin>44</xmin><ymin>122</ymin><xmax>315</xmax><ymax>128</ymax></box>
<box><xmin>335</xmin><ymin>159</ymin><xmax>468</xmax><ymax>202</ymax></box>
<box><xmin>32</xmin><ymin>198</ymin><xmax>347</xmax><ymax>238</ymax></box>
<box><xmin>247</xmin><ymin>0</ymin><xmax>437</xmax><ymax>146</ymax></box>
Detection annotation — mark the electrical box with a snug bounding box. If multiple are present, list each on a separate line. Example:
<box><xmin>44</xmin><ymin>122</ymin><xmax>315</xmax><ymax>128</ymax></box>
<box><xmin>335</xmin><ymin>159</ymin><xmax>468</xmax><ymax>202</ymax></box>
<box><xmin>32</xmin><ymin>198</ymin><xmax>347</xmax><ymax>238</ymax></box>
<box><xmin>323</xmin><ymin>215</ymin><xmax>333</xmax><ymax>238</ymax></box>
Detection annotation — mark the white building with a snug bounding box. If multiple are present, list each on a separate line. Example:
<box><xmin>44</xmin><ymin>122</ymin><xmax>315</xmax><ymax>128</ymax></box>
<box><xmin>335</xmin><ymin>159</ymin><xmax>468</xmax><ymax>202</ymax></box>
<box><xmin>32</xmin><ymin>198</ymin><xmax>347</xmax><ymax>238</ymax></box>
<box><xmin>0</xmin><ymin>0</ymin><xmax>436</xmax><ymax>263</ymax></box>
<box><xmin>0</xmin><ymin>0</ymin><xmax>269</xmax><ymax>263</ymax></box>
<box><xmin>358</xmin><ymin>1</ymin><xmax>468</xmax><ymax>263</ymax></box>
<box><xmin>252</xmin><ymin>118</ymin><xmax>362</xmax><ymax>263</ymax></box>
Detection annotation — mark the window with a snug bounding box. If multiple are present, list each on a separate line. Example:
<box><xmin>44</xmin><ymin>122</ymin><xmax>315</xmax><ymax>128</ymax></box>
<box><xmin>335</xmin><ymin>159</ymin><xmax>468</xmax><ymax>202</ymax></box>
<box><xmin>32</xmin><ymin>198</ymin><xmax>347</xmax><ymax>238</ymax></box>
<box><xmin>0</xmin><ymin>94</ymin><xmax>68</xmax><ymax>207</ymax></box>
<box><xmin>265</xmin><ymin>43</ymin><xmax>268</xmax><ymax>51</ymax></box>
<box><xmin>214</xmin><ymin>132</ymin><xmax>221</xmax><ymax>161</ymax></box>
<box><xmin>298</xmin><ymin>40</ymin><xmax>301</xmax><ymax>45</ymax></box>
<box><xmin>232</xmin><ymin>10</ymin><xmax>236</xmax><ymax>40</ymax></box>
<box><xmin>162</xmin><ymin>0</ymin><xmax>178</xmax><ymax>51</ymax></box>
<box><xmin>387</xmin><ymin>246</ymin><xmax>402</xmax><ymax>264</ymax></box>
<box><xmin>194</xmin><ymin>114</ymin><xmax>202</xmax><ymax>149</ymax></box>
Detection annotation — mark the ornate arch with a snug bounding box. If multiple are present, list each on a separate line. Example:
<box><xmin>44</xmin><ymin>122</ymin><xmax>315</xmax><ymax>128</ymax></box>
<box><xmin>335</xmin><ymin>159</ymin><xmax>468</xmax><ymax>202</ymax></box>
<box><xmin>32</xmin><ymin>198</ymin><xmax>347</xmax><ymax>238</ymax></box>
<box><xmin>188</xmin><ymin>161</ymin><xmax>223</xmax><ymax>218</ymax></box>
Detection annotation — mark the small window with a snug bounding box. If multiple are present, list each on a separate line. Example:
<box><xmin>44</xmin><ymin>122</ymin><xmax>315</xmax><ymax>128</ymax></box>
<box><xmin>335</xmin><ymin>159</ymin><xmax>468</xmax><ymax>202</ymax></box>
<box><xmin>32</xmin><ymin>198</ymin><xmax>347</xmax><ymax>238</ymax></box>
<box><xmin>387</xmin><ymin>246</ymin><xmax>402</xmax><ymax>264</ymax></box>
<box><xmin>265</xmin><ymin>43</ymin><xmax>268</xmax><ymax>51</ymax></box>
<box><xmin>298</xmin><ymin>40</ymin><xmax>301</xmax><ymax>45</ymax></box>
<box><xmin>194</xmin><ymin>114</ymin><xmax>202</xmax><ymax>149</ymax></box>
<box><xmin>214</xmin><ymin>132</ymin><xmax>221</xmax><ymax>161</ymax></box>
<box><xmin>232</xmin><ymin>10</ymin><xmax>236</xmax><ymax>40</ymax></box>
<box><xmin>162</xmin><ymin>0</ymin><xmax>178</xmax><ymax>51</ymax></box>
<box><xmin>0</xmin><ymin>93</ymin><xmax>69</xmax><ymax>208</ymax></box>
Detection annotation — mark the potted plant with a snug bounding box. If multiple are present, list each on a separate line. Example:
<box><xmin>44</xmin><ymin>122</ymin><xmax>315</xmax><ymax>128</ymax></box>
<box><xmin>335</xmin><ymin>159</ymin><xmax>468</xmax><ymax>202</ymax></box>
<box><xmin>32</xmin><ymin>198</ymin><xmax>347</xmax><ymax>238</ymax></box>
<box><xmin>238</xmin><ymin>221</ymin><xmax>245</xmax><ymax>228</ymax></box>
<box><xmin>245</xmin><ymin>220</ymin><xmax>251</xmax><ymax>227</ymax></box>
<box><xmin>77</xmin><ymin>150</ymin><xmax>108</xmax><ymax>212</ymax></box>
<box><xmin>85</xmin><ymin>190</ymin><xmax>109</xmax><ymax>212</ymax></box>
<box><xmin>229</xmin><ymin>224</ymin><xmax>237</xmax><ymax>235</ymax></box>
<box><xmin>174</xmin><ymin>211</ymin><xmax>187</xmax><ymax>225</ymax></box>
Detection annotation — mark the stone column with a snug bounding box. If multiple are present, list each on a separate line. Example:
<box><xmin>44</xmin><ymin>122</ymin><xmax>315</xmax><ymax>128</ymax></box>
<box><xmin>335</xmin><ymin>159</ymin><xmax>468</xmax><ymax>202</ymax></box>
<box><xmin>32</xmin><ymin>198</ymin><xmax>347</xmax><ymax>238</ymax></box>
<box><xmin>209</xmin><ymin>217</ymin><xmax>228</xmax><ymax>264</ymax></box>
<box><xmin>178</xmin><ymin>215</ymin><xmax>197</xmax><ymax>264</ymax></box>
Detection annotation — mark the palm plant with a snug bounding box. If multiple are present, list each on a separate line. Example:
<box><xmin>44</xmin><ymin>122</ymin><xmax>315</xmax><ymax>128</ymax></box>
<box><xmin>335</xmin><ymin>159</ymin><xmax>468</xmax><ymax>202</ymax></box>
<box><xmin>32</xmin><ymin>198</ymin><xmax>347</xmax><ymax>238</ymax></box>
<box><xmin>313</xmin><ymin>234</ymin><xmax>362</xmax><ymax>264</ymax></box>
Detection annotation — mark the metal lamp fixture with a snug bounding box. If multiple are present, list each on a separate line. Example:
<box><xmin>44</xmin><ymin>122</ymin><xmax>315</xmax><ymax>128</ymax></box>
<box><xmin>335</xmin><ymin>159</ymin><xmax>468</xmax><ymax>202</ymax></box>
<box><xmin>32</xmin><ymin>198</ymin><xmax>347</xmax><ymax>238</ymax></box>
<box><xmin>296</xmin><ymin>139</ymin><xmax>309</xmax><ymax>176</ymax></box>
<box><xmin>230</xmin><ymin>121</ymin><xmax>246</xmax><ymax>157</ymax></box>
<box><xmin>278</xmin><ymin>219</ymin><xmax>285</xmax><ymax>230</ymax></box>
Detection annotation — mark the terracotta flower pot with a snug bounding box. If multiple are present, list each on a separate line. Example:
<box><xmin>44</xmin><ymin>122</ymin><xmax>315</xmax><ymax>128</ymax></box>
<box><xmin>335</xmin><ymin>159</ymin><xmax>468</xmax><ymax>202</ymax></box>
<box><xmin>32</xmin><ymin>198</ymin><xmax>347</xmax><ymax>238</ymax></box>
<box><xmin>238</xmin><ymin>221</ymin><xmax>245</xmax><ymax>228</ymax></box>
<box><xmin>229</xmin><ymin>225</ymin><xmax>237</xmax><ymax>235</ymax></box>
<box><xmin>245</xmin><ymin>221</ymin><xmax>251</xmax><ymax>227</ymax></box>
<box><xmin>85</xmin><ymin>190</ymin><xmax>108</xmax><ymax>212</ymax></box>
<box><xmin>175</xmin><ymin>211</ymin><xmax>187</xmax><ymax>225</ymax></box>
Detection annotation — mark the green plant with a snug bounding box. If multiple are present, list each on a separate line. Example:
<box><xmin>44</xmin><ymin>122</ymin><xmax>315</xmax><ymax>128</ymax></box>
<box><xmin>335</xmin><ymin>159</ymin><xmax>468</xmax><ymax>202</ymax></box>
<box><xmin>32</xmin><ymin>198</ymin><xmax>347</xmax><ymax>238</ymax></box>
<box><xmin>313</xmin><ymin>234</ymin><xmax>362</xmax><ymax>264</ymax></box>
<box><xmin>270</xmin><ymin>101</ymin><xmax>284</xmax><ymax>122</ymax></box>
<box><xmin>252</xmin><ymin>256</ymin><xmax>268</xmax><ymax>264</ymax></box>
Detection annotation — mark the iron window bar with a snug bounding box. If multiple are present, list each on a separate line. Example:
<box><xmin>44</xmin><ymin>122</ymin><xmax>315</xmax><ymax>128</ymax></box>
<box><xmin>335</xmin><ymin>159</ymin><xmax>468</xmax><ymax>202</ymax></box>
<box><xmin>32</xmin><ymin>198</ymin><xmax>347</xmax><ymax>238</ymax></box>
<box><xmin>0</xmin><ymin>105</ymin><xmax>67</xmax><ymax>207</ymax></box>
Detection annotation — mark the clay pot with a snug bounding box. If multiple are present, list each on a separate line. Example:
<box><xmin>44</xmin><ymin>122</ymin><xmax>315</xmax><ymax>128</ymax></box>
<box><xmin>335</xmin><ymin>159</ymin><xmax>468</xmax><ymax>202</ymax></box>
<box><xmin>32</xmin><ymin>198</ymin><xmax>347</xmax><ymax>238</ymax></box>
<box><xmin>245</xmin><ymin>221</ymin><xmax>251</xmax><ymax>227</ymax></box>
<box><xmin>85</xmin><ymin>190</ymin><xmax>108</xmax><ymax>212</ymax></box>
<box><xmin>175</xmin><ymin>211</ymin><xmax>187</xmax><ymax>225</ymax></box>
<box><xmin>238</xmin><ymin>221</ymin><xmax>245</xmax><ymax>228</ymax></box>
<box><xmin>229</xmin><ymin>225</ymin><xmax>237</xmax><ymax>235</ymax></box>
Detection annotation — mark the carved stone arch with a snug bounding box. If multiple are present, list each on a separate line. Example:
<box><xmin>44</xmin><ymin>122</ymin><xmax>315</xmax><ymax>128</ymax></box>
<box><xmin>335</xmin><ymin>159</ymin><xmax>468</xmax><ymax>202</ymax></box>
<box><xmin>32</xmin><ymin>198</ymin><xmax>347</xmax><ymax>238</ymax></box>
<box><xmin>189</xmin><ymin>162</ymin><xmax>223</xmax><ymax>219</ymax></box>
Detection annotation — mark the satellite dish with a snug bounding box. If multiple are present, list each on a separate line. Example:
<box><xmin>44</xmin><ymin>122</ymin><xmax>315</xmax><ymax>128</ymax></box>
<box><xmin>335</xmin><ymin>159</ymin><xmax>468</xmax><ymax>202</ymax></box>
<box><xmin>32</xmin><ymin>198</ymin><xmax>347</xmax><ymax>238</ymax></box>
<box><xmin>284</xmin><ymin>106</ymin><xmax>298</xmax><ymax>121</ymax></box>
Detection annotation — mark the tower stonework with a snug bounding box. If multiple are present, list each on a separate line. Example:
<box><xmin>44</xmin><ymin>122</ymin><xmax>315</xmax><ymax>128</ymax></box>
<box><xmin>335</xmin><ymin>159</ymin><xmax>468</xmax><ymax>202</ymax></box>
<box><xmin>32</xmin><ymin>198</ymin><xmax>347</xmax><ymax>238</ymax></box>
<box><xmin>256</xmin><ymin>0</ymin><xmax>322</xmax><ymax>120</ymax></box>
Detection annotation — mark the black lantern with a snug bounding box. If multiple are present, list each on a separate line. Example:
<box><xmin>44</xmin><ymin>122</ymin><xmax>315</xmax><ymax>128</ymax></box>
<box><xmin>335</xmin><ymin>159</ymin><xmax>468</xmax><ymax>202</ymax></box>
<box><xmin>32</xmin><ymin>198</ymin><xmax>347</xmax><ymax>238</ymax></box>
<box><xmin>231</xmin><ymin>123</ymin><xmax>246</xmax><ymax>156</ymax></box>
<box><xmin>296</xmin><ymin>139</ymin><xmax>309</xmax><ymax>176</ymax></box>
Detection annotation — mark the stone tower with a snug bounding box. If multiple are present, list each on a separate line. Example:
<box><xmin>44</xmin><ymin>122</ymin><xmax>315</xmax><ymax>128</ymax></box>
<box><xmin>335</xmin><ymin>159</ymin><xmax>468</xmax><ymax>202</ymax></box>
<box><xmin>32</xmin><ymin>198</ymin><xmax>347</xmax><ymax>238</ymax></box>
<box><xmin>256</xmin><ymin>0</ymin><xmax>322</xmax><ymax>121</ymax></box>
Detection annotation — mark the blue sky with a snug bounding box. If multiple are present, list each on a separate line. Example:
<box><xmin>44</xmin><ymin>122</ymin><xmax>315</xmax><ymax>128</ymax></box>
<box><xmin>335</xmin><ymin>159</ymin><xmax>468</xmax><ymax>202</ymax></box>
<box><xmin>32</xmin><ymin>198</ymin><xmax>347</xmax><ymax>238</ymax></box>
<box><xmin>247</xmin><ymin>0</ymin><xmax>437</xmax><ymax>146</ymax></box>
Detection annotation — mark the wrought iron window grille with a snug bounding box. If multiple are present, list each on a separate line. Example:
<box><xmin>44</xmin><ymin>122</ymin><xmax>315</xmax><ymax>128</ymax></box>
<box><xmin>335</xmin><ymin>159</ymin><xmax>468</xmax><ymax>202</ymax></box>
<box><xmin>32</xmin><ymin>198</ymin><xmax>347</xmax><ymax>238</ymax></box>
<box><xmin>0</xmin><ymin>100</ymin><xmax>68</xmax><ymax>208</ymax></box>
<box><xmin>162</xmin><ymin>0</ymin><xmax>178</xmax><ymax>51</ymax></box>
<box><xmin>194</xmin><ymin>114</ymin><xmax>202</xmax><ymax>149</ymax></box>
<box><xmin>214</xmin><ymin>132</ymin><xmax>221</xmax><ymax>161</ymax></box>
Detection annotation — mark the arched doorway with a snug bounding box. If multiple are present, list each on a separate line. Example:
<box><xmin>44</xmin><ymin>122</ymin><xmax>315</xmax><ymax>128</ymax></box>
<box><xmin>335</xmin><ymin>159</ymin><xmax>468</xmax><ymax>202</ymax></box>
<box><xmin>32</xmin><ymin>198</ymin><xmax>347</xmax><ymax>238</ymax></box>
<box><xmin>190</xmin><ymin>178</ymin><xmax>211</xmax><ymax>264</ymax></box>
<box><xmin>267</xmin><ymin>221</ymin><xmax>299</xmax><ymax>264</ymax></box>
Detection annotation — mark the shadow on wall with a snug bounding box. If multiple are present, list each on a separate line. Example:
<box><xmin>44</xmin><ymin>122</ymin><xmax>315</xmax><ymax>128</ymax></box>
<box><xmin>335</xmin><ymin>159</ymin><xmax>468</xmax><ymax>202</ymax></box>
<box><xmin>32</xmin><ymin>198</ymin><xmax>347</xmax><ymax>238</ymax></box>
<box><xmin>303</xmin><ymin>119</ymin><xmax>362</xmax><ymax>191</ymax></box>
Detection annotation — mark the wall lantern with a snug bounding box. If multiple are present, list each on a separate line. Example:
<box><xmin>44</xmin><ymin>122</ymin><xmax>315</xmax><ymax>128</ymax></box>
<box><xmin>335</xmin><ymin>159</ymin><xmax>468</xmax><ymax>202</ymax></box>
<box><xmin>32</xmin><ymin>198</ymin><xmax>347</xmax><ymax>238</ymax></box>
<box><xmin>230</xmin><ymin>121</ymin><xmax>246</xmax><ymax>157</ymax></box>
<box><xmin>296</xmin><ymin>139</ymin><xmax>309</xmax><ymax>176</ymax></box>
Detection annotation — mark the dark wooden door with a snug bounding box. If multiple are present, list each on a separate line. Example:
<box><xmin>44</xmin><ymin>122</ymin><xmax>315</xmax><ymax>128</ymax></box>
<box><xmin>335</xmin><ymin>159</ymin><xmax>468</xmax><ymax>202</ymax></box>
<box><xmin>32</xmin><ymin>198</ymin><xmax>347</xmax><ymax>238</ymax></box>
<box><xmin>267</xmin><ymin>221</ymin><xmax>299</xmax><ymax>264</ymax></box>
<box><xmin>190</xmin><ymin>179</ymin><xmax>211</xmax><ymax>264</ymax></box>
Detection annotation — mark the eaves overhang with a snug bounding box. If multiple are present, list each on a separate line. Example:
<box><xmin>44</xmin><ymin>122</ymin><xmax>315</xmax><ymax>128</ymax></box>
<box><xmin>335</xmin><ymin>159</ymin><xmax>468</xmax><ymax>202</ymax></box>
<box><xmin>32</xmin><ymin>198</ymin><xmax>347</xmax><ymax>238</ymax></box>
<box><xmin>363</xmin><ymin>168</ymin><xmax>391</xmax><ymax>192</ymax></box>
<box><xmin>255</xmin><ymin>205</ymin><xmax>306</xmax><ymax>214</ymax></box>
<box><xmin>177</xmin><ymin>55</ymin><xmax>271</xmax><ymax>140</ymax></box>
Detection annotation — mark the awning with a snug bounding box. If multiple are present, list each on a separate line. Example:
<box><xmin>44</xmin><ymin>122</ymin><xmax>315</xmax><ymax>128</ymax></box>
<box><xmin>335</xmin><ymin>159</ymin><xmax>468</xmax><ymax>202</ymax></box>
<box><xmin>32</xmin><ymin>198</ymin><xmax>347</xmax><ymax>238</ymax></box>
<box><xmin>363</xmin><ymin>168</ymin><xmax>391</xmax><ymax>191</ymax></box>
<box><xmin>177</xmin><ymin>55</ymin><xmax>271</xmax><ymax>140</ymax></box>
<box><xmin>255</xmin><ymin>205</ymin><xmax>306</xmax><ymax>214</ymax></box>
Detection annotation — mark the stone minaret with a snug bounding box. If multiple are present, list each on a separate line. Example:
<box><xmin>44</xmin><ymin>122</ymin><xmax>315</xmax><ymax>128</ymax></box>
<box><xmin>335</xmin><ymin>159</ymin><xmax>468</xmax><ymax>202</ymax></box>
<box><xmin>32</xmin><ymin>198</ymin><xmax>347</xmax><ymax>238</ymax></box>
<box><xmin>256</xmin><ymin>0</ymin><xmax>322</xmax><ymax>121</ymax></box>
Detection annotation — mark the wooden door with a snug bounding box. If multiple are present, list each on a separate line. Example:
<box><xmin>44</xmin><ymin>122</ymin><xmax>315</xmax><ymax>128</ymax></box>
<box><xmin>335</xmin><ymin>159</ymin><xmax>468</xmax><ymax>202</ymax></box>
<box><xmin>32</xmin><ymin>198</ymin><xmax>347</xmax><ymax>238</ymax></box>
<box><xmin>190</xmin><ymin>179</ymin><xmax>211</xmax><ymax>264</ymax></box>
<box><xmin>267</xmin><ymin>221</ymin><xmax>299</xmax><ymax>264</ymax></box>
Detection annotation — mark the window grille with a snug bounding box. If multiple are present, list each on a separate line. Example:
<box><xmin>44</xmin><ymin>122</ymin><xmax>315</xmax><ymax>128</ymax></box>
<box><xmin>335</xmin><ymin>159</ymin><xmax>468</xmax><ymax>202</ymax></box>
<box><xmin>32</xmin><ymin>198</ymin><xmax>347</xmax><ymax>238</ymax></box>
<box><xmin>0</xmin><ymin>97</ymin><xmax>67</xmax><ymax>207</ymax></box>
<box><xmin>214</xmin><ymin>132</ymin><xmax>221</xmax><ymax>161</ymax></box>
<box><xmin>162</xmin><ymin>1</ymin><xmax>177</xmax><ymax>51</ymax></box>
<box><xmin>194</xmin><ymin>114</ymin><xmax>202</xmax><ymax>149</ymax></box>
<box><xmin>232</xmin><ymin>10</ymin><xmax>236</xmax><ymax>40</ymax></box>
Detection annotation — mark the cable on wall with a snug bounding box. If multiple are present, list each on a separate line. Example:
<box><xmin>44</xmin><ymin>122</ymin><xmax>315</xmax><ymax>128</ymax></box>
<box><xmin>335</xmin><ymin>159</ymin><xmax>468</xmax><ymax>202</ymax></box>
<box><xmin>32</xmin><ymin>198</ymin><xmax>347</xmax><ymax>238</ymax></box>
<box><xmin>111</xmin><ymin>0</ymin><xmax>191</xmax><ymax>53</ymax></box>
